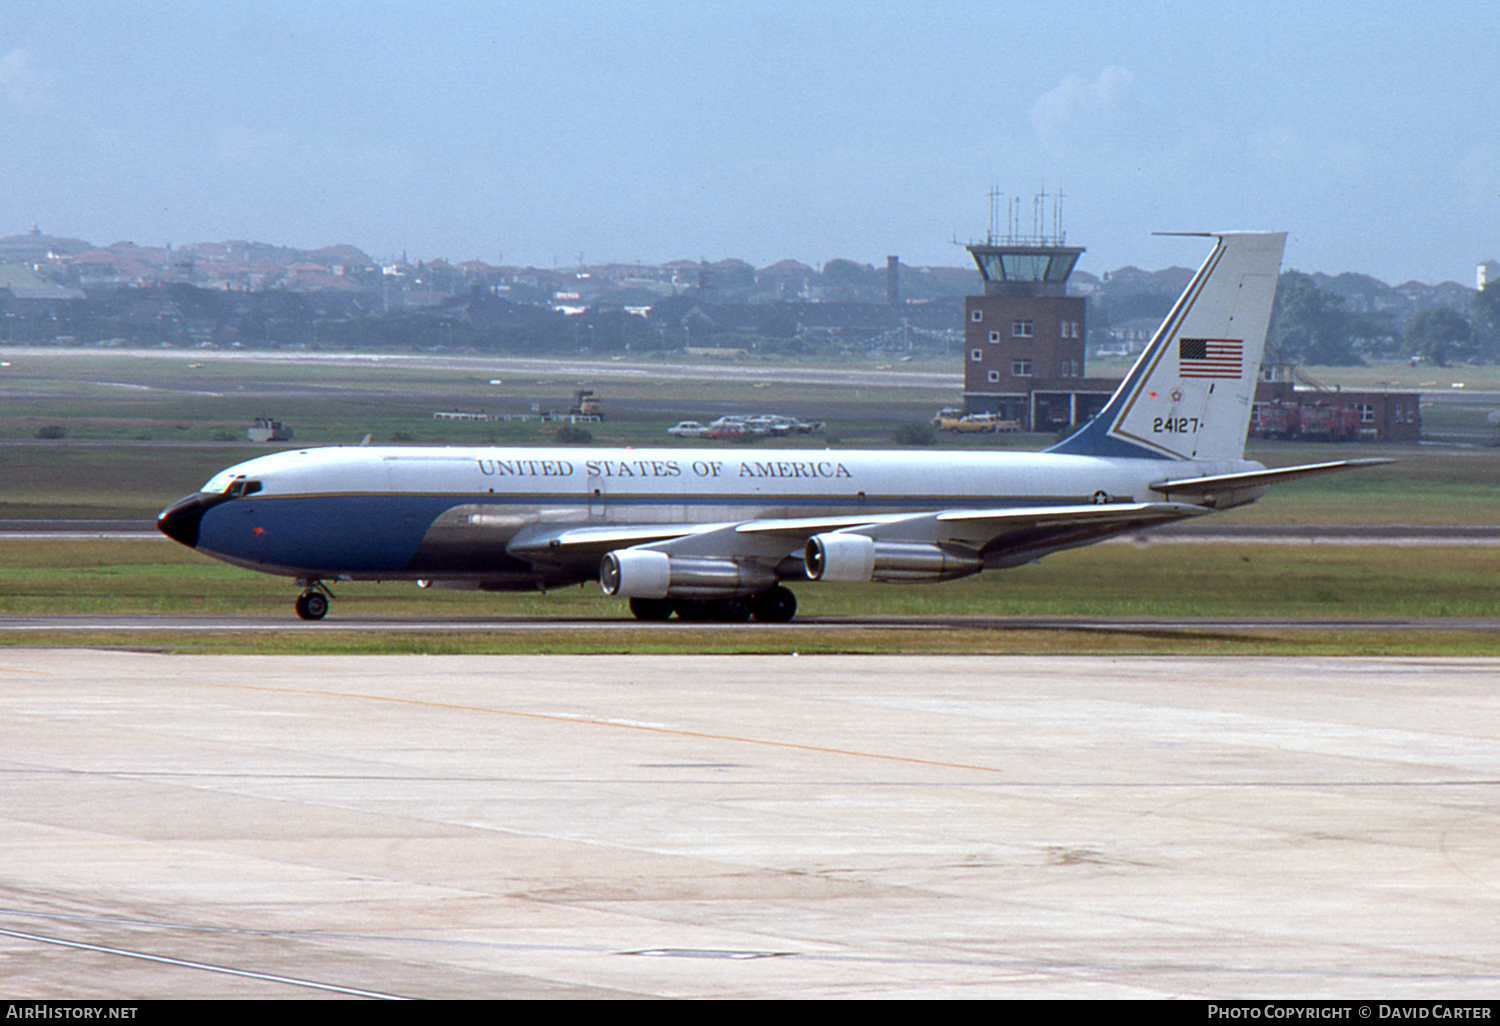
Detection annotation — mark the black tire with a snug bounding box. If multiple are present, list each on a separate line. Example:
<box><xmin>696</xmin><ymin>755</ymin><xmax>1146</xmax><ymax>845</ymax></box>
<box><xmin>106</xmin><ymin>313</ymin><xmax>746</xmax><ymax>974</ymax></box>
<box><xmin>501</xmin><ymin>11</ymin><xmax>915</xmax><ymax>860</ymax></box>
<box><xmin>629</xmin><ymin>598</ymin><xmax>674</xmax><ymax>621</ymax></box>
<box><xmin>673</xmin><ymin>599</ymin><xmax>713</xmax><ymax>622</ymax></box>
<box><xmin>295</xmin><ymin>591</ymin><xmax>328</xmax><ymax>621</ymax></box>
<box><xmin>717</xmin><ymin>595</ymin><xmax>753</xmax><ymax>622</ymax></box>
<box><xmin>751</xmin><ymin>586</ymin><xmax>796</xmax><ymax>623</ymax></box>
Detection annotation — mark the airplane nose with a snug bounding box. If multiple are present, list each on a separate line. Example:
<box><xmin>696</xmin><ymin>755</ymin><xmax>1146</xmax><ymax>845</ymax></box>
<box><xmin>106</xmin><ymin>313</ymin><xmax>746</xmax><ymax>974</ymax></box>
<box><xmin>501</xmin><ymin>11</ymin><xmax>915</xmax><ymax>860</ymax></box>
<box><xmin>157</xmin><ymin>492</ymin><xmax>232</xmax><ymax>548</ymax></box>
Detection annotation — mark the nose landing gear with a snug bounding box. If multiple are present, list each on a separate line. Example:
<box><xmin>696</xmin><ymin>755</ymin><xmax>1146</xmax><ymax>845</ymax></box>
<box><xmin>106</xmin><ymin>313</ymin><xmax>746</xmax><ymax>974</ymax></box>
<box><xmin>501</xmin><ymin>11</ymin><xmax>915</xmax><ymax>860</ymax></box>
<box><xmin>294</xmin><ymin>580</ymin><xmax>335</xmax><ymax>621</ymax></box>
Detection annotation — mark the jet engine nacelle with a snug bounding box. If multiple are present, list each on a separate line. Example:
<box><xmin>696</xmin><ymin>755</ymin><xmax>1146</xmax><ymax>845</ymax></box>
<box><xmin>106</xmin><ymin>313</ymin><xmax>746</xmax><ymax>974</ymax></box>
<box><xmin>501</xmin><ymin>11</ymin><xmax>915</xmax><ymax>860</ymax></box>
<box><xmin>804</xmin><ymin>533</ymin><xmax>983</xmax><ymax>583</ymax></box>
<box><xmin>803</xmin><ymin>532</ymin><xmax>875</xmax><ymax>582</ymax></box>
<box><xmin>600</xmin><ymin>548</ymin><xmax>776</xmax><ymax>599</ymax></box>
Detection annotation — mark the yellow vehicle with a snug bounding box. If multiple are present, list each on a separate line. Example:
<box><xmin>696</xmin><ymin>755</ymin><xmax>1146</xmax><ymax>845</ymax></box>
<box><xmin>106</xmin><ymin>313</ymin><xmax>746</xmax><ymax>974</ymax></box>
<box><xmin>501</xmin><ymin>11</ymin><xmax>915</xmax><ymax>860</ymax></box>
<box><xmin>930</xmin><ymin>408</ymin><xmax>966</xmax><ymax>431</ymax></box>
<box><xmin>932</xmin><ymin>410</ymin><xmax>1021</xmax><ymax>433</ymax></box>
<box><xmin>568</xmin><ymin>389</ymin><xmax>603</xmax><ymax>419</ymax></box>
<box><xmin>953</xmin><ymin>413</ymin><xmax>1000</xmax><ymax>433</ymax></box>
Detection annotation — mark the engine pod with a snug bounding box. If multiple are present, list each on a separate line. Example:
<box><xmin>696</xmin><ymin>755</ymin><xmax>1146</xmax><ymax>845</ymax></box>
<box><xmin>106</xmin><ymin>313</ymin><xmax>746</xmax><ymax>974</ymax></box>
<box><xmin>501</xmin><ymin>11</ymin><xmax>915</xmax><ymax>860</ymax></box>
<box><xmin>601</xmin><ymin>550</ymin><xmax>777</xmax><ymax>598</ymax></box>
<box><xmin>804</xmin><ymin>533</ymin><xmax>875</xmax><ymax>582</ymax></box>
<box><xmin>600</xmin><ymin>548</ymin><xmax>671</xmax><ymax>597</ymax></box>
<box><xmin>805</xmin><ymin>533</ymin><xmax>982</xmax><ymax>583</ymax></box>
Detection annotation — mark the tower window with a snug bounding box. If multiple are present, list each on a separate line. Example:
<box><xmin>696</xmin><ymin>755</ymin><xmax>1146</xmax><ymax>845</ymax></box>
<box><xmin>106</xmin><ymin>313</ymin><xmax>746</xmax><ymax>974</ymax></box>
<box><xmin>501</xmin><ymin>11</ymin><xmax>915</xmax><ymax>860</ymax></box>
<box><xmin>970</xmin><ymin>349</ymin><xmax>982</xmax><ymax>362</ymax></box>
<box><xmin>988</xmin><ymin>330</ymin><xmax>1001</xmax><ymax>343</ymax></box>
<box><xmin>1012</xmin><ymin>359</ymin><xmax>1033</xmax><ymax>377</ymax></box>
<box><xmin>971</xmin><ymin>309</ymin><xmax>983</xmax><ymax>322</ymax></box>
<box><xmin>1012</xmin><ymin>320</ymin><xmax>1033</xmax><ymax>338</ymax></box>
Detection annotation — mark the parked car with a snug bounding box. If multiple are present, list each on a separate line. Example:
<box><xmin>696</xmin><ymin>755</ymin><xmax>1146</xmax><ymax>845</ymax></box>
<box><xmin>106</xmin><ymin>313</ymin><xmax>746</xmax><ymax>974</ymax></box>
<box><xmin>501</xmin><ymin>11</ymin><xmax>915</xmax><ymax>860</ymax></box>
<box><xmin>932</xmin><ymin>410</ymin><xmax>1021</xmax><ymax>434</ymax></box>
<box><xmin>931</xmin><ymin>408</ymin><xmax>966</xmax><ymax>430</ymax></box>
<box><xmin>693</xmin><ymin>414</ymin><xmax>825</xmax><ymax>440</ymax></box>
<box><xmin>667</xmin><ymin>421</ymin><xmax>709</xmax><ymax>438</ymax></box>
<box><xmin>953</xmin><ymin>413</ymin><xmax>1001</xmax><ymax>433</ymax></box>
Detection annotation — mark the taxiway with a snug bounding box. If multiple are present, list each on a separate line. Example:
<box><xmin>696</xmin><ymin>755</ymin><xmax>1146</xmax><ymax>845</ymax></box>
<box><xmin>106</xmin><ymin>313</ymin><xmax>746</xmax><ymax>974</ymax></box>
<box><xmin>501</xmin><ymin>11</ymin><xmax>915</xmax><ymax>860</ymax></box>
<box><xmin>2</xmin><ymin>651</ymin><xmax>1498</xmax><ymax>998</ymax></box>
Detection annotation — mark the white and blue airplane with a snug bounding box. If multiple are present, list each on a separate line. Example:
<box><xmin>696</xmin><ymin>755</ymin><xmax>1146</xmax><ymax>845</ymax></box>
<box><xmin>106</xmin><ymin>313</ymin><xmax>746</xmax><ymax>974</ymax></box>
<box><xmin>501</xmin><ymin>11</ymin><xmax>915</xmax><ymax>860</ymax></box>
<box><xmin>158</xmin><ymin>232</ymin><xmax>1386</xmax><ymax>622</ymax></box>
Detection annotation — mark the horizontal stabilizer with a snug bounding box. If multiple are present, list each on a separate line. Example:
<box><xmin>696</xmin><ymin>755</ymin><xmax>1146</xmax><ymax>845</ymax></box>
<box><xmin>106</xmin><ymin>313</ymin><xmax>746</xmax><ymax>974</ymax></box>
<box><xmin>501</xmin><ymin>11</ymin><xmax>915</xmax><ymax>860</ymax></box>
<box><xmin>1150</xmin><ymin>458</ymin><xmax>1393</xmax><ymax>497</ymax></box>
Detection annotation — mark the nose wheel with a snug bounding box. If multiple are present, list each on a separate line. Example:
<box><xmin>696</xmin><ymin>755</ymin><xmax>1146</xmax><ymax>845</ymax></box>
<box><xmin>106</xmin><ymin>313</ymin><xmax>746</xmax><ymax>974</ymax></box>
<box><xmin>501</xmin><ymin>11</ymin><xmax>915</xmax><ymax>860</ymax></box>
<box><xmin>294</xmin><ymin>581</ymin><xmax>334</xmax><ymax>621</ymax></box>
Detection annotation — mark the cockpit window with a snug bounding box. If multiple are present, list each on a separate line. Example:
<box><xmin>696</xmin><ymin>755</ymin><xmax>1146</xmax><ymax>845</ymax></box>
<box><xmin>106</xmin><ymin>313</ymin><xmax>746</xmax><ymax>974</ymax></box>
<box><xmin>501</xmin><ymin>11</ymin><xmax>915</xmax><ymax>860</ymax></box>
<box><xmin>224</xmin><ymin>478</ymin><xmax>263</xmax><ymax>498</ymax></box>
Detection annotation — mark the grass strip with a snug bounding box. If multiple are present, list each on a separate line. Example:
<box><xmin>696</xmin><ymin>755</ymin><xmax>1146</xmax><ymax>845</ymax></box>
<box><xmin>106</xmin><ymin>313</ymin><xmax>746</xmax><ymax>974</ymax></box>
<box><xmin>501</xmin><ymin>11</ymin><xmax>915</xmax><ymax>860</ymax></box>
<box><xmin>4</xmin><ymin>626</ymin><xmax>1498</xmax><ymax>657</ymax></box>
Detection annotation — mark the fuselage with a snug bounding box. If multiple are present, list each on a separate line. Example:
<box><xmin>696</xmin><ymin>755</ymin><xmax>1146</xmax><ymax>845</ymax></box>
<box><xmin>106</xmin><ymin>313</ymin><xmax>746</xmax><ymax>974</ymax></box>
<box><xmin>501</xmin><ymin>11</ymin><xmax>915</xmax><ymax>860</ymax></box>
<box><xmin>158</xmin><ymin>444</ymin><xmax>1261</xmax><ymax>586</ymax></box>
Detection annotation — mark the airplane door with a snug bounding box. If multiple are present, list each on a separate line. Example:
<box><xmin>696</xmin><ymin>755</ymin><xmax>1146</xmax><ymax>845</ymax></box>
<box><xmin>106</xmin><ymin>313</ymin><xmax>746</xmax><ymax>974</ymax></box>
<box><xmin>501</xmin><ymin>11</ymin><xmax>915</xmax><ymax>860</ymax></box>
<box><xmin>587</xmin><ymin>469</ymin><xmax>606</xmax><ymax>519</ymax></box>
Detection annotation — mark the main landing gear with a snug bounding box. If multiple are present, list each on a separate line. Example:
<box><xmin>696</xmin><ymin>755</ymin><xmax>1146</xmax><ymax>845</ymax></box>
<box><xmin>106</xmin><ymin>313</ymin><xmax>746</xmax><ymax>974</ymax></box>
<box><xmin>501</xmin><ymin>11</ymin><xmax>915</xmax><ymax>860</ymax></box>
<box><xmin>294</xmin><ymin>580</ymin><xmax>335</xmax><ymax>621</ymax></box>
<box><xmin>629</xmin><ymin>585</ymin><xmax>797</xmax><ymax>624</ymax></box>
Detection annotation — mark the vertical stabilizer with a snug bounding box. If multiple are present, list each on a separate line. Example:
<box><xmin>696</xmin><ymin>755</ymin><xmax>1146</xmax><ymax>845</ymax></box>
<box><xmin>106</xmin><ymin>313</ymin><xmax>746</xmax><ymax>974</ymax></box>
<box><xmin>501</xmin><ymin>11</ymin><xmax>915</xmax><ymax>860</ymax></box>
<box><xmin>1048</xmin><ymin>231</ymin><xmax>1285</xmax><ymax>460</ymax></box>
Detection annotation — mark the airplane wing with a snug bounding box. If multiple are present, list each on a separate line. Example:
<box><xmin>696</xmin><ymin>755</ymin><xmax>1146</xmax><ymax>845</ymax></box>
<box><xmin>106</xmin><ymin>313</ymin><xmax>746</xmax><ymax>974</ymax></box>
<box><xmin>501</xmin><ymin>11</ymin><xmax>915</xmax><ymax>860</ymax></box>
<box><xmin>506</xmin><ymin>514</ymin><xmax>915</xmax><ymax>565</ymax></box>
<box><xmin>842</xmin><ymin>501</ymin><xmax>1212</xmax><ymax>569</ymax></box>
<box><xmin>509</xmin><ymin>501</ymin><xmax>1210</xmax><ymax>573</ymax></box>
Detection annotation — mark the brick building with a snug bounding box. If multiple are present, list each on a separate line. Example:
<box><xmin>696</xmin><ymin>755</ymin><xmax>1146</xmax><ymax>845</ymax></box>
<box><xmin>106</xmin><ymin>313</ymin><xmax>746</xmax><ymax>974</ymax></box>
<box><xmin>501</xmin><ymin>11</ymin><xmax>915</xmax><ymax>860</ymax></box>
<box><xmin>1251</xmin><ymin>380</ymin><xmax>1422</xmax><ymax>442</ymax></box>
<box><xmin>961</xmin><ymin>238</ymin><xmax>1113</xmax><ymax>430</ymax></box>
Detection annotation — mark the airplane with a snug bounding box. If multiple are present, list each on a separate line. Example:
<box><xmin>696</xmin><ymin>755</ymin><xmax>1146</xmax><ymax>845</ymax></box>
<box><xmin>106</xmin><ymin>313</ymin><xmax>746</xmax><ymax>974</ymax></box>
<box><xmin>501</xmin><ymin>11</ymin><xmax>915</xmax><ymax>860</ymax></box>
<box><xmin>158</xmin><ymin>231</ymin><xmax>1389</xmax><ymax>622</ymax></box>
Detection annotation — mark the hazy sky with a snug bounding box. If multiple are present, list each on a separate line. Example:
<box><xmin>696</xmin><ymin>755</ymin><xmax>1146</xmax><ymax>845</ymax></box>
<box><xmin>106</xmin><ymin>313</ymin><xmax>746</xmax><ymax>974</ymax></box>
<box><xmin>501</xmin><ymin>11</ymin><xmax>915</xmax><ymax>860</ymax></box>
<box><xmin>2</xmin><ymin>1</ymin><xmax>1495</xmax><ymax>284</ymax></box>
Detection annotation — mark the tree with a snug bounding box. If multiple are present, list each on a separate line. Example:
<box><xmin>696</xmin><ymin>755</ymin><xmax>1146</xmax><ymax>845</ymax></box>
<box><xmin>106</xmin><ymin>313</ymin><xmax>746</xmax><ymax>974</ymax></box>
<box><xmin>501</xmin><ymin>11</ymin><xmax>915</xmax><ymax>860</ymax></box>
<box><xmin>1406</xmin><ymin>307</ymin><xmax>1473</xmax><ymax>366</ymax></box>
<box><xmin>709</xmin><ymin>258</ymin><xmax>756</xmax><ymax>292</ymax></box>
<box><xmin>1268</xmin><ymin>272</ymin><xmax>1363</xmax><ymax>366</ymax></box>
<box><xmin>820</xmin><ymin>259</ymin><xmax>879</xmax><ymax>301</ymax></box>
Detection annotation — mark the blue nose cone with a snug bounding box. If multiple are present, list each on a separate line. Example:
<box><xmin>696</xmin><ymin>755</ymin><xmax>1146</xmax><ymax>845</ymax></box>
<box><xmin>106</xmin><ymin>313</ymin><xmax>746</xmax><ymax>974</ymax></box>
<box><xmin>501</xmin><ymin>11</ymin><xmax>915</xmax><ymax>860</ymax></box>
<box><xmin>157</xmin><ymin>492</ymin><xmax>232</xmax><ymax>548</ymax></box>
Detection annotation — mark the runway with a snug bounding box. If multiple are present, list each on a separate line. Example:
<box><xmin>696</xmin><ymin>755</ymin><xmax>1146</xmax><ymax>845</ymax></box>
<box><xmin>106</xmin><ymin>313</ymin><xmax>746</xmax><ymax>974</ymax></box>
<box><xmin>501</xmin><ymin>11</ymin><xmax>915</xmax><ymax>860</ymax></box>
<box><xmin>2</xmin><ymin>651</ymin><xmax>1498</xmax><ymax>998</ymax></box>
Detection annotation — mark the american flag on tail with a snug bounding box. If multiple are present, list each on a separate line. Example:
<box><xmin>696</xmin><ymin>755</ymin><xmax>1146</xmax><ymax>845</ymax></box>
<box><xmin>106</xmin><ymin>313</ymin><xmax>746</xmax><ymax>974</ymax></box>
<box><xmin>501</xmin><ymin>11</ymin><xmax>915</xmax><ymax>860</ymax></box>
<box><xmin>1178</xmin><ymin>338</ymin><xmax>1243</xmax><ymax>379</ymax></box>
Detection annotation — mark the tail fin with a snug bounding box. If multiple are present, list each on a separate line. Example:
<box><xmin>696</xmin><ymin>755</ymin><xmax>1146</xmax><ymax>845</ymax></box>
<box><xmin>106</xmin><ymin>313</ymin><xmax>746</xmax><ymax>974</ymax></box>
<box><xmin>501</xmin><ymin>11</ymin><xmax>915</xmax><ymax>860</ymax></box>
<box><xmin>1048</xmin><ymin>231</ymin><xmax>1285</xmax><ymax>460</ymax></box>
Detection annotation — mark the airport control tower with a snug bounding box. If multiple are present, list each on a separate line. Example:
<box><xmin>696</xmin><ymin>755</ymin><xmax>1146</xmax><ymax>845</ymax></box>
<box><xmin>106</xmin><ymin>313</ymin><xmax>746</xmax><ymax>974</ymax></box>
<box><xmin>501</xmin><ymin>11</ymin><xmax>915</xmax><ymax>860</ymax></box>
<box><xmin>962</xmin><ymin>192</ymin><xmax>1098</xmax><ymax>428</ymax></box>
